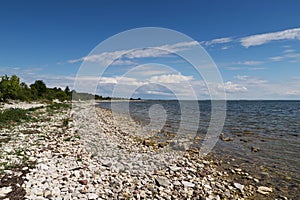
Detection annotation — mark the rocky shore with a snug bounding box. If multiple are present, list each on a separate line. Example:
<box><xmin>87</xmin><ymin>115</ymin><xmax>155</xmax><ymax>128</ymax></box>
<box><xmin>0</xmin><ymin>102</ymin><xmax>288</xmax><ymax>199</ymax></box>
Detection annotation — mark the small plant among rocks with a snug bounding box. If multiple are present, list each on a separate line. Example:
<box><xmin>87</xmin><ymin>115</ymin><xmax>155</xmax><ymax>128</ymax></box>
<box><xmin>0</xmin><ymin>108</ymin><xmax>30</xmax><ymax>128</ymax></box>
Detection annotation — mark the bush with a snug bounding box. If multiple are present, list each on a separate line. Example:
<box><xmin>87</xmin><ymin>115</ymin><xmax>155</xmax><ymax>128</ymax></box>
<box><xmin>0</xmin><ymin>108</ymin><xmax>30</xmax><ymax>127</ymax></box>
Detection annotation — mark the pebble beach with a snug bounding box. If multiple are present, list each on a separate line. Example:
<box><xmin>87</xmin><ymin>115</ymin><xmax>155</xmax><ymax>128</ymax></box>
<box><xmin>0</xmin><ymin>101</ymin><xmax>288</xmax><ymax>199</ymax></box>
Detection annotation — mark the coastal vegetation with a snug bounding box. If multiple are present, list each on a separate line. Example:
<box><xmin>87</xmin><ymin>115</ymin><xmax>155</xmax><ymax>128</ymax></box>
<box><xmin>0</xmin><ymin>108</ymin><xmax>30</xmax><ymax>128</ymax></box>
<box><xmin>0</xmin><ymin>74</ymin><xmax>114</xmax><ymax>103</ymax></box>
<box><xmin>0</xmin><ymin>74</ymin><xmax>71</xmax><ymax>102</ymax></box>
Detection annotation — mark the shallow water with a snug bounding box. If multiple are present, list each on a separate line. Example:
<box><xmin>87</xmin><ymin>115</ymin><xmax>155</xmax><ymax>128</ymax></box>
<box><xmin>99</xmin><ymin>100</ymin><xmax>300</xmax><ymax>198</ymax></box>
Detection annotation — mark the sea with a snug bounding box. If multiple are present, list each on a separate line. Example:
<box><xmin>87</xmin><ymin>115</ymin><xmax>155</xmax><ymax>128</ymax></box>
<box><xmin>98</xmin><ymin>100</ymin><xmax>300</xmax><ymax>198</ymax></box>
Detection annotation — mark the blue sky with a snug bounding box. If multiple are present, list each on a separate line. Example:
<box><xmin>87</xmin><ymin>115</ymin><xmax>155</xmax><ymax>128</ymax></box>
<box><xmin>1</xmin><ymin>0</ymin><xmax>300</xmax><ymax>99</ymax></box>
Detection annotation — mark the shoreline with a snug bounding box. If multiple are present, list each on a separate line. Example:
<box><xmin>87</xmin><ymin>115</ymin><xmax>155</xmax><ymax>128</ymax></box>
<box><xmin>0</xmin><ymin>101</ymin><xmax>292</xmax><ymax>199</ymax></box>
<box><xmin>97</xmin><ymin>100</ymin><xmax>299</xmax><ymax>199</ymax></box>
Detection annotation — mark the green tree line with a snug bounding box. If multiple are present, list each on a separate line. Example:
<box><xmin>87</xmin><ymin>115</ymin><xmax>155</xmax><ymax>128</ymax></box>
<box><xmin>0</xmin><ymin>74</ymin><xmax>113</xmax><ymax>102</ymax></box>
<box><xmin>0</xmin><ymin>74</ymin><xmax>72</xmax><ymax>102</ymax></box>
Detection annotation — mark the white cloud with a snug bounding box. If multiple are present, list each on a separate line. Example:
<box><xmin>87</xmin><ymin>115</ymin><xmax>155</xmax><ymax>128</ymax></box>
<box><xmin>225</xmin><ymin>66</ymin><xmax>242</xmax><ymax>71</ymax></box>
<box><xmin>68</xmin><ymin>50</ymin><xmax>129</xmax><ymax>65</ymax></box>
<box><xmin>269</xmin><ymin>56</ymin><xmax>284</xmax><ymax>61</ymax></box>
<box><xmin>205</xmin><ymin>37</ymin><xmax>233</xmax><ymax>46</ymax></box>
<box><xmin>221</xmin><ymin>46</ymin><xmax>230</xmax><ymax>50</ymax></box>
<box><xmin>98</xmin><ymin>77</ymin><xmax>118</xmax><ymax>84</ymax></box>
<box><xmin>248</xmin><ymin>67</ymin><xmax>265</xmax><ymax>70</ymax></box>
<box><xmin>235</xmin><ymin>75</ymin><xmax>268</xmax><ymax>85</ymax></box>
<box><xmin>145</xmin><ymin>90</ymin><xmax>174</xmax><ymax>96</ymax></box>
<box><xmin>202</xmin><ymin>28</ymin><xmax>300</xmax><ymax>49</ymax></box>
<box><xmin>269</xmin><ymin>52</ymin><xmax>300</xmax><ymax>62</ymax></box>
<box><xmin>282</xmin><ymin>45</ymin><xmax>291</xmax><ymax>48</ymax></box>
<box><xmin>235</xmin><ymin>75</ymin><xmax>249</xmax><ymax>80</ymax></box>
<box><xmin>111</xmin><ymin>59</ymin><xmax>136</xmax><ymax>65</ymax></box>
<box><xmin>99</xmin><ymin>76</ymin><xmax>145</xmax><ymax>86</ymax></box>
<box><xmin>201</xmin><ymin>27</ymin><xmax>300</xmax><ymax>50</ymax></box>
<box><xmin>149</xmin><ymin>74</ymin><xmax>193</xmax><ymax>84</ymax></box>
<box><xmin>223</xmin><ymin>81</ymin><xmax>248</xmax><ymax>93</ymax></box>
<box><xmin>127</xmin><ymin>65</ymin><xmax>174</xmax><ymax>77</ymax></box>
<box><xmin>285</xmin><ymin>53</ymin><xmax>300</xmax><ymax>60</ymax></box>
<box><xmin>284</xmin><ymin>90</ymin><xmax>300</xmax><ymax>96</ymax></box>
<box><xmin>283</xmin><ymin>49</ymin><xmax>295</xmax><ymax>53</ymax></box>
<box><xmin>96</xmin><ymin>73</ymin><xmax>197</xmax><ymax>99</ymax></box>
<box><xmin>240</xmin><ymin>28</ymin><xmax>300</xmax><ymax>48</ymax></box>
<box><xmin>225</xmin><ymin>66</ymin><xmax>265</xmax><ymax>71</ymax></box>
<box><xmin>68</xmin><ymin>41</ymin><xmax>198</xmax><ymax>64</ymax></box>
<box><xmin>237</xmin><ymin>60</ymin><xmax>263</xmax><ymax>65</ymax></box>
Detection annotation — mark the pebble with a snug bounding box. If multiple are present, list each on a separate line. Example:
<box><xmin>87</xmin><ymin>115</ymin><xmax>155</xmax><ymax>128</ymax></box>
<box><xmin>155</xmin><ymin>177</ymin><xmax>170</xmax><ymax>187</ymax></box>
<box><xmin>87</xmin><ymin>193</ymin><xmax>99</xmax><ymax>199</ymax></box>
<box><xmin>181</xmin><ymin>181</ymin><xmax>195</xmax><ymax>187</ymax></box>
<box><xmin>173</xmin><ymin>181</ymin><xmax>181</xmax><ymax>186</ymax></box>
<box><xmin>0</xmin><ymin>186</ymin><xmax>12</xmax><ymax>197</ymax></box>
<box><xmin>257</xmin><ymin>186</ymin><xmax>273</xmax><ymax>195</ymax></box>
<box><xmin>169</xmin><ymin>166</ymin><xmax>181</xmax><ymax>171</ymax></box>
<box><xmin>251</xmin><ymin>146</ymin><xmax>260</xmax><ymax>152</ymax></box>
<box><xmin>233</xmin><ymin>182</ymin><xmax>244</xmax><ymax>192</ymax></box>
<box><xmin>78</xmin><ymin>180</ymin><xmax>88</xmax><ymax>185</ymax></box>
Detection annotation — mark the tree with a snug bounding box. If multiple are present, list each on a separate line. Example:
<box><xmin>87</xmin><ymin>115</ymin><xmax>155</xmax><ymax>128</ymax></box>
<box><xmin>0</xmin><ymin>75</ymin><xmax>21</xmax><ymax>101</ymax></box>
<box><xmin>64</xmin><ymin>86</ymin><xmax>70</xmax><ymax>95</ymax></box>
<box><xmin>30</xmin><ymin>80</ymin><xmax>47</xmax><ymax>98</ymax></box>
<box><xmin>18</xmin><ymin>82</ymin><xmax>31</xmax><ymax>101</ymax></box>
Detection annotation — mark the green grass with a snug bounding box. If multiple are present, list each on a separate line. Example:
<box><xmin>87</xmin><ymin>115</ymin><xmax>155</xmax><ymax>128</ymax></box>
<box><xmin>14</xmin><ymin>148</ymin><xmax>24</xmax><ymax>156</ymax></box>
<box><xmin>74</xmin><ymin>134</ymin><xmax>80</xmax><ymax>139</ymax></box>
<box><xmin>0</xmin><ymin>108</ymin><xmax>31</xmax><ymax>128</ymax></box>
<box><xmin>46</xmin><ymin>103</ymin><xmax>71</xmax><ymax>111</ymax></box>
<box><xmin>63</xmin><ymin>136</ymin><xmax>72</xmax><ymax>141</ymax></box>
<box><xmin>45</xmin><ymin>103</ymin><xmax>71</xmax><ymax>116</ymax></box>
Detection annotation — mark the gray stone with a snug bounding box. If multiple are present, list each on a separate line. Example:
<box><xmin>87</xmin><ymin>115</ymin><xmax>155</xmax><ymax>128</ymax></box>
<box><xmin>87</xmin><ymin>193</ymin><xmax>99</xmax><ymax>199</ymax></box>
<box><xmin>169</xmin><ymin>166</ymin><xmax>181</xmax><ymax>171</ymax></box>
<box><xmin>182</xmin><ymin>181</ymin><xmax>195</xmax><ymax>187</ymax></box>
<box><xmin>257</xmin><ymin>186</ymin><xmax>272</xmax><ymax>195</ymax></box>
<box><xmin>233</xmin><ymin>182</ymin><xmax>244</xmax><ymax>192</ymax></box>
<box><xmin>155</xmin><ymin>177</ymin><xmax>170</xmax><ymax>187</ymax></box>
<box><xmin>251</xmin><ymin>146</ymin><xmax>260</xmax><ymax>152</ymax></box>
<box><xmin>173</xmin><ymin>181</ymin><xmax>181</xmax><ymax>186</ymax></box>
<box><xmin>101</xmin><ymin>160</ymin><xmax>112</xmax><ymax>167</ymax></box>
<box><xmin>0</xmin><ymin>186</ymin><xmax>12</xmax><ymax>197</ymax></box>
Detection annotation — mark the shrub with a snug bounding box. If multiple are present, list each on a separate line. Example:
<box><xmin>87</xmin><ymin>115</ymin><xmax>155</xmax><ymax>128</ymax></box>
<box><xmin>0</xmin><ymin>108</ymin><xmax>30</xmax><ymax>127</ymax></box>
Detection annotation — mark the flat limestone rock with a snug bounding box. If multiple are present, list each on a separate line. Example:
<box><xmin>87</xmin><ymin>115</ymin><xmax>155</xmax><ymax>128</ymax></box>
<box><xmin>182</xmin><ymin>181</ymin><xmax>195</xmax><ymax>187</ymax></box>
<box><xmin>257</xmin><ymin>186</ymin><xmax>273</xmax><ymax>195</ymax></box>
<box><xmin>0</xmin><ymin>186</ymin><xmax>12</xmax><ymax>197</ymax></box>
<box><xmin>233</xmin><ymin>182</ymin><xmax>244</xmax><ymax>192</ymax></box>
<box><xmin>155</xmin><ymin>177</ymin><xmax>170</xmax><ymax>187</ymax></box>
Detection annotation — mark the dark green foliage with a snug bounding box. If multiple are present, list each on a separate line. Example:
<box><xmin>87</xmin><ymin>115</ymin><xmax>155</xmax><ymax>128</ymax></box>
<box><xmin>71</xmin><ymin>90</ymin><xmax>95</xmax><ymax>100</ymax></box>
<box><xmin>30</xmin><ymin>80</ymin><xmax>47</xmax><ymax>98</ymax></box>
<box><xmin>46</xmin><ymin>103</ymin><xmax>71</xmax><ymax>111</ymax></box>
<box><xmin>45</xmin><ymin>103</ymin><xmax>71</xmax><ymax>116</ymax></box>
<box><xmin>72</xmin><ymin>90</ymin><xmax>111</xmax><ymax>101</ymax></box>
<box><xmin>64</xmin><ymin>86</ymin><xmax>71</xmax><ymax>96</ymax></box>
<box><xmin>0</xmin><ymin>108</ymin><xmax>30</xmax><ymax>127</ymax></box>
<box><xmin>18</xmin><ymin>82</ymin><xmax>32</xmax><ymax>101</ymax></box>
<box><xmin>0</xmin><ymin>75</ymin><xmax>21</xmax><ymax>101</ymax></box>
<box><xmin>63</xmin><ymin>137</ymin><xmax>72</xmax><ymax>141</ymax></box>
<box><xmin>45</xmin><ymin>87</ymin><xmax>69</xmax><ymax>101</ymax></box>
<box><xmin>0</xmin><ymin>75</ymin><xmax>72</xmax><ymax>102</ymax></box>
<box><xmin>0</xmin><ymin>74</ymin><xmax>129</xmax><ymax>102</ymax></box>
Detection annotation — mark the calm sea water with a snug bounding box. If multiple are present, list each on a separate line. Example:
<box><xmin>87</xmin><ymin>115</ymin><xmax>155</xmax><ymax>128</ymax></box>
<box><xmin>99</xmin><ymin>100</ymin><xmax>300</xmax><ymax>195</ymax></box>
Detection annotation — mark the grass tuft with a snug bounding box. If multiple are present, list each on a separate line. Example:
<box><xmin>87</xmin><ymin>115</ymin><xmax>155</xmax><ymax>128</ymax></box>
<box><xmin>0</xmin><ymin>108</ymin><xmax>30</xmax><ymax>128</ymax></box>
